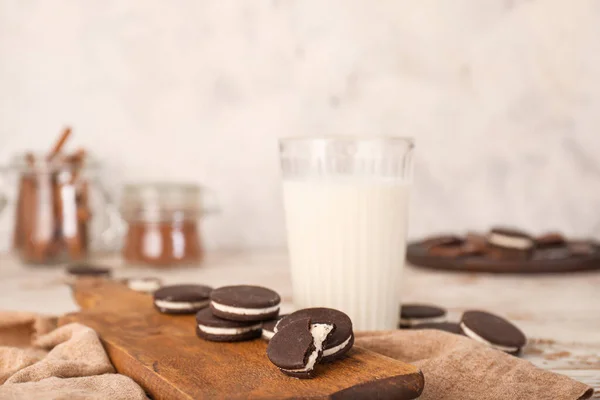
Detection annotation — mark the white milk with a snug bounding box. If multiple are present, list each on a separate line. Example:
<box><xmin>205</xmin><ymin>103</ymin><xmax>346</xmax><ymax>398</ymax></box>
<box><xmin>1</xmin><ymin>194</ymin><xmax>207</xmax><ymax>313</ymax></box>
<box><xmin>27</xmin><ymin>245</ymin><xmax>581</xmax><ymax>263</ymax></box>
<box><xmin>283</xmin><ymin>178</ymin><xmax>411</xmax><ymax>331</ymax></box>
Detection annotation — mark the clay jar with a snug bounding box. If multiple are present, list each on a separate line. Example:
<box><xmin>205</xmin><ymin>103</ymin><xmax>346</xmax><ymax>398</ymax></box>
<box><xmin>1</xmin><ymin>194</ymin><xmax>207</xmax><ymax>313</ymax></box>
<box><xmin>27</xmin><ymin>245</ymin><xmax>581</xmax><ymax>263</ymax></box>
<box><xmin>120</xmin><ymin>183</ymin><xmax>216</xmax><ymax>267</ymax></box>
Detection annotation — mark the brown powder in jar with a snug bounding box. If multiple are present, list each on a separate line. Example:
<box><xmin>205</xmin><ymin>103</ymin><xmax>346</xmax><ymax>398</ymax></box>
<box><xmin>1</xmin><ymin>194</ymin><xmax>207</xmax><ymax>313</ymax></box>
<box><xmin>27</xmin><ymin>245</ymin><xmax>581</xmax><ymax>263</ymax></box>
<box><xmin>12</xmin><ymin>128</ymin><xmax>91</xmax><ymax>264</ymax></box>
<box><xmin>14</xmin><ymin>159</ymin><xmax>90</xmax><ymax>264</ymax></box>
<box><xmin>122</xmin><ymin>220</ymin><xmax>203</xmax><ymax>267</ymax></box>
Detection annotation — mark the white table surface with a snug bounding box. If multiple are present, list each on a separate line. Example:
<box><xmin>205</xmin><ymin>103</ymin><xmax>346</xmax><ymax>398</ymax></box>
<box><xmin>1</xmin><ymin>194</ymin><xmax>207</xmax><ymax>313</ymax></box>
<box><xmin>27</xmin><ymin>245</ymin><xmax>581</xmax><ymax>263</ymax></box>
<box><xmin>1</xmin><ymin>251</ymin><xmax>598</xmax><ymax>395</ymax></box>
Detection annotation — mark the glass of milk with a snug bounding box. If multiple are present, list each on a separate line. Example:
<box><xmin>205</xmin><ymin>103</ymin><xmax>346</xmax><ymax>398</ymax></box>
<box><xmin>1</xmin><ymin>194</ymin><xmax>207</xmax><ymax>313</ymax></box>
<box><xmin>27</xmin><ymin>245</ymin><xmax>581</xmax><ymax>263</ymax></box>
<box><xmin>280</xmin><ymin>136</ymin><xmax>414</xmax><ymax>331</ymax></box>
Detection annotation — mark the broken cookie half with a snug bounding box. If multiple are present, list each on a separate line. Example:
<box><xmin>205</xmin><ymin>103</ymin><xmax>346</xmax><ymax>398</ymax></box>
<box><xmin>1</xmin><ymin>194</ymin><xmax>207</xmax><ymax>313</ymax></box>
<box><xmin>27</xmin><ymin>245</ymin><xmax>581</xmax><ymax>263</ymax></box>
<box><xmin>266</xmin><ymin>317</ymin><xmax>335</xmax><ymax>378</ymax></box>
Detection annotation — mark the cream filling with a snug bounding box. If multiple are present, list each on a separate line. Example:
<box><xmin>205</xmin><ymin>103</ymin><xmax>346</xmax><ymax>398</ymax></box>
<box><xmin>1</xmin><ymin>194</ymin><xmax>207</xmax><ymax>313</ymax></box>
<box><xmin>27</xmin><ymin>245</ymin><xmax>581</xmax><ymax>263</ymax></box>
<box><xmin>286</xmin><ymin>323</ymin><xmax>334</xmax><ymax>373</ymax></box>
<box><xmin>211</xmin><ymin>301</ymin><xmax>280</xmax><ymax>316</ymax></box>
<box><xmin>322</xmin><ymin>334</ymin><xmax>352</xmax><ymax>357</ymax></box>
<box><xmin>488</xmin><ymin>233</ymin><xmax>533</xmax><ymax>250</ymax></box>
<box><xmin>460</xmin><ymin>323</ymin><xmax>520</xmax><ymax>352</ymax></box>
<box><xmin>198</xmin><ymin>323</ymin><xmax>261</xmax><ymax>336</ymax></box>
<box><xmin>128</xmin><ymin>279</ymin><xmax>161</xmax><ymax>293</ymax></box>
<box><xmin>399</xmin><ymin>315</ymin><xmax>447</xmax><ymax>327</ymax></box>
<box><xmin>155</xmin><ymin>299</ymin><xmax>209</xmax><ymax>310</ymax></box>
<box><xmin>262</xmin><ymin>329</ymin><xmax>275</xmax><ymax>340</ymax></box>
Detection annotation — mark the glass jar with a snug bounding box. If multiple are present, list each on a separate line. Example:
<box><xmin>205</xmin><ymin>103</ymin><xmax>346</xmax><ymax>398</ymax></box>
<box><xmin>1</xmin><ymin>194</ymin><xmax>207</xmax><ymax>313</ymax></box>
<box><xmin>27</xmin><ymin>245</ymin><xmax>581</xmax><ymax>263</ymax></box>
<box><xmin>120</xmin><ymin>183</ymin><xmax>215</xmax><ymax>267</ymax></box>
<box><xmin>0</xmin><ymin>153</ymin><xmax>121</xmax><ymax>265</ymax></box>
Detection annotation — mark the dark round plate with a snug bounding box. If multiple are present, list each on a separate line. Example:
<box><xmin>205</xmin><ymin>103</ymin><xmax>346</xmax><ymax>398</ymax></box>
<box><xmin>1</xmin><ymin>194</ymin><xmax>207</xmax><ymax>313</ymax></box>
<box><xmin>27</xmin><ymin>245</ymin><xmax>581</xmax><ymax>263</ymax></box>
<box><xmin>407</xmin><ymin>242</ymin><xmax>600</xmax><ymax>274</ymax></box>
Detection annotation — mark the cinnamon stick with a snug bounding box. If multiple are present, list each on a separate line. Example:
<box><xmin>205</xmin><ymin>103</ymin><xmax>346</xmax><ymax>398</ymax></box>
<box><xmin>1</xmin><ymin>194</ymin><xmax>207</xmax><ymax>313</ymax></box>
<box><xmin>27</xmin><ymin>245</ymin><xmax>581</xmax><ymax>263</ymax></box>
<box><xmin>47</xmin><ymin>127</ymin><xmax>72</xmax><ymax>161</ymax></box>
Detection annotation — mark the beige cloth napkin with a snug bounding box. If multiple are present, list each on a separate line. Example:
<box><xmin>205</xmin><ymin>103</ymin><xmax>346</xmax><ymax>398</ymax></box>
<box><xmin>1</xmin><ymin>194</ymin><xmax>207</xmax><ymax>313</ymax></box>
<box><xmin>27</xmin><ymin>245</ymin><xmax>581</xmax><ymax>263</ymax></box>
<box><xmin>0</xmin><ymin>311</ymin><xmax>146</xmax><ymax>400</ymax></box>
<box><xmin>356</xmin><ymin>330</ymin><xmax>594</xmax><ymax>400</ymax></box>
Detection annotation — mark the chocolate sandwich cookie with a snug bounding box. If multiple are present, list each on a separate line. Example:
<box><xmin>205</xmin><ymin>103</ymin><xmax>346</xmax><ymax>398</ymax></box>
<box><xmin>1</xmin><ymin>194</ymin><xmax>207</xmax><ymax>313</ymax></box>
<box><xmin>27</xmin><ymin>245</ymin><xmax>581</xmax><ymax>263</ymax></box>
<box><xmin>267</xmin><ymin>317</ymin><xmax>334</xmax><ymax>378</ymax></box>
<box><xmin>487</xmin><ymin>227</ymin><xmax>534</xmax><ymax>258</ymax></box>
<box><xmin>275</xmin><ymin>308</ymin><xmax>354</xmax><ymax>362</ymax></box>
<box><xmin>153</xmin><ymin>284</ymin><xmax>212</xmax><ymax>314</ymax></box>
<box><xmin>488</xmin><ymin>227</ymin><xmax>534</xmax><ymax>250</ymax></box>
<box><xmin>125</xmin><ymin>277</ymin><xmax>162</xmax><ymax>294</ymax></box>
<box><xmin>195</xmin><ymin>308</ymin><xmax>262</xmax><ymax>342</ymax></box>
<box><xmin>463</xmin><ymin>232</ymin><xmax>488</xmax><ymax>255</ymax></box>
<box><xmin>423</xmin><ymin>235</ymin><xmax>465</xmax><ymax>258</ymax></box>
<box><xmin>460</xmin><ymin>310</ymin><xmax>527</xmax><ymax>354</ymax></box>
<box><xmin>399</xmin><ymin>304</ymin><xmax>447</xmax><ymax>328</ymax></box>
<box><xmin>66</xmin><ymin>264</ymin><xmax>112</xmax><ymax>278</ymax></box>
<box><xmin>535</xmin><ymin>232</ymin><xmax>566</xmax><ymax>248</ymax></box>
<box><xmin>412</xmin><ymin>322</ymin><xmax>463</xmax><ymax>335</ymax></box>
<box><xmin>422</xmin><ymin>235</ymin><xmax>463</xmax><ymax>249</ymax></box>
<box><xmin>210</xmin><ymin>285</ymin><xmax>281</xmax><ymax>322</ymax></box>
<box><xmin>533</xmin><ymin>233</ymin><xmax>569</xmax><ymax>260</ymax></box>
<box><xmin>429</xmin><ymin>244</ymin><xmax>464</xmax><ymax>258</ymax></box>
<box><xmin>262</xmin><ymin>314</ymin><xmax>288</xmax><ymax>341</ymax></box>
<box><xmin>486</xmin><ymin>227</ymin><xmax>534</xmax><ymax>261</ymax></box>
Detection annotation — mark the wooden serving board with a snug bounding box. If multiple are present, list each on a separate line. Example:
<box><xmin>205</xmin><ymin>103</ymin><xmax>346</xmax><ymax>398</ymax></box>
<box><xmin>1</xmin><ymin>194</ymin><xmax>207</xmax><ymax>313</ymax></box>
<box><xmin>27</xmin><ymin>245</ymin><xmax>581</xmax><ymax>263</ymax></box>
<box><xmin>407</xmin><ymin>242</ymin><xmax>600</xmax><ymax>274</ymax></box>
<box><xmin>60</xmin><ymin>279</ymin><xmax>424</xmax><ymax>400</ymax></box>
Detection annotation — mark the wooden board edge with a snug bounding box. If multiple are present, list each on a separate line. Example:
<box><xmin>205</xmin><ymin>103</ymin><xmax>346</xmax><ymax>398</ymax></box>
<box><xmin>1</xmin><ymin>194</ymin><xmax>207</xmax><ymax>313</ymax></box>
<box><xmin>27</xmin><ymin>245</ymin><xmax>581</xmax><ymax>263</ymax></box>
<box><xmin>330</xmin><ymin>371</ymin><xmax>425</xmax><ymax>400</ymax></box>
<box><xmin>102</xmin><ymin>334</ymin><xmax>193</xmax><ymax>400</ymax></box>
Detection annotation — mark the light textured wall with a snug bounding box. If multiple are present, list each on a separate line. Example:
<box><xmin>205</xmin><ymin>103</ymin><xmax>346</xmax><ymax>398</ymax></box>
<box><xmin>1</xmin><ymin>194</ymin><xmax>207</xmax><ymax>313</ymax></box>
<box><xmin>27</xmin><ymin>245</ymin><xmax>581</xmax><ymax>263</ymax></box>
<box><xmin>1</xmin><ymin>0</ymin><xmax>600</xmax><ymax>250</ymax></box>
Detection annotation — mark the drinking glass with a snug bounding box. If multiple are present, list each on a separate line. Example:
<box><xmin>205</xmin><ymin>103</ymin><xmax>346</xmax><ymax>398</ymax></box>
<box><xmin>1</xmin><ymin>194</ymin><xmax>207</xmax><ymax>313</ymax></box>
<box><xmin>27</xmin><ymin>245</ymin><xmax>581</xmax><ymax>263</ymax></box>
<box><xmin>280</xmin><ymin>136</ymin><xmax>414</xmax><ymax>330</ymax></box>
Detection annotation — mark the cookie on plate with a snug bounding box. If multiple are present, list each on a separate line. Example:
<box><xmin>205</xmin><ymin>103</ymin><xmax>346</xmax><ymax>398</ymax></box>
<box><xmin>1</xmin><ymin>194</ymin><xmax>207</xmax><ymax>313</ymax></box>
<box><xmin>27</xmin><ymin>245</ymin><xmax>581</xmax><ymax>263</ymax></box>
<box><xmin>460</xmin><ymin>310</ymin><xmax>527</xmax><ymax>354</ymax></box>
<box><xmin>463</xmin><ymin>232</ymin><xmax>488</xmax><ymax>255</ymax></box>
<box><xmin>267</xmin><ymin>317</ymin><xmax>334</xmax><ymax>378</ymax></box>
<box><xmin>535</xmin><ymin>232</ymin><xmax>566</xmax><ymax>248</ymax></box>
<box><xmin>487</xmin><ymin>227</ymin><xmax>534</xmax><ymax>260</ymax></box>
<box><xmin>423</xmin><ymin>235</ymin><xmax>465</xmax><ymax>258</ymax></box>
<box><xmin>422</xmin><ymin>235</ymin><xmax>463</xmax><ymax>249</ymax></box>
<box><xmin>195</xmin><ymin>308</ymin><xmax>262</xmax><ymax>342</ymax></box>
<box><xmin>488</xmin><ymin>227</ymin><xmax>534</xmax><ymax>250</ymax></box>
<box><xmin>533</xmin><ymin>232</ymin><xmax>569</xmax><ymax>260</ymax></box>
<box><xmin>210</xmin><ymin>285</ymin><xmax>281</xmax><ymax>322</ymax></box>
<box><xmin>153</xmin><ymin>284</ymin><xmax>213</xmax><ymax>314</ymax></box>
<box><xmin>399</xmin><ymin>304</ymin><xmax>447</xmax><ymax>328</ymax></box>
<box><xmin>275</xmin><ymin>308</ymin><xmax>353</xmax><ymax>362</ymax></box>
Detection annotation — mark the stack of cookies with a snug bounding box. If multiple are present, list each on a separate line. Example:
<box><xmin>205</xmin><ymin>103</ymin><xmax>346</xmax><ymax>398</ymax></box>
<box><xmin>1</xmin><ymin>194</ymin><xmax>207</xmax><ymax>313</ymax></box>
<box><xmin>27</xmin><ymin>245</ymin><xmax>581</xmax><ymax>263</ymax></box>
<box><xmin>196</xmin><ymin>285</ymin><xmax>282</xmax><ymax>342</ymax></box>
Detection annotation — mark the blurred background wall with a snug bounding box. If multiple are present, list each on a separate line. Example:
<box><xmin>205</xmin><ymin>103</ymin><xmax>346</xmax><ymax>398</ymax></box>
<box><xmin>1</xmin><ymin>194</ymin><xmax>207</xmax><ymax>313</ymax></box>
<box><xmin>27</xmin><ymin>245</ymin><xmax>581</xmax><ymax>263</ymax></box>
<box><xmin>1</xmin><ymin>0</ymin><xmax>600</xmax><ymax>250</ymax></box>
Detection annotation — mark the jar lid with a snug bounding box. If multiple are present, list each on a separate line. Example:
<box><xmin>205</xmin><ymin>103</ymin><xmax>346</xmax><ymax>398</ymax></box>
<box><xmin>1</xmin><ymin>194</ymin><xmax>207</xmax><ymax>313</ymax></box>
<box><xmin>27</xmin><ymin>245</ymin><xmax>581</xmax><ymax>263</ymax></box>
<box><xmin>120</xmin><ymin>182</ymin><xmax>203</xmax><ymax>222</ymax></box>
